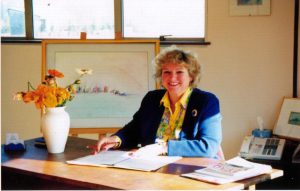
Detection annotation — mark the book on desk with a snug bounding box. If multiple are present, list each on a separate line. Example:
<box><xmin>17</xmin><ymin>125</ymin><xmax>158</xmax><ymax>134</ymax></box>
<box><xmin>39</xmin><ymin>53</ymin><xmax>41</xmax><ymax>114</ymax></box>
<box><xmin>181</xmin><ymin>156</ymin><xmax>272</xmax><ymax>184</ymax></box>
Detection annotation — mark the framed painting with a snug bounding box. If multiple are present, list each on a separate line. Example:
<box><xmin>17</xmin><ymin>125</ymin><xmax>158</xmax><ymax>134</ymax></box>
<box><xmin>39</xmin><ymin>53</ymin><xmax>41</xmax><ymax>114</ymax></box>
<box><xmin>42</xmin><ymin>39</ymin><xmax>160</xmax><ymax>133</ymax></box>
<box><xmin>229</xmin><ymin>0</ymin><xmax>271</xmax><ymax>16</ymax></box>
<box><xmin>273</xmin><ymin>98</ymin><xmax>300</xmax><ymax>141</ymax></box>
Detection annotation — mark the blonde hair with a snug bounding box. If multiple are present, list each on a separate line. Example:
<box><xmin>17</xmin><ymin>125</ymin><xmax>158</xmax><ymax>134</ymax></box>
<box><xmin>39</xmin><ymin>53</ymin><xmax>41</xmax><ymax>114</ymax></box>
<box><xmin>153</xmin><ymin>46</ymin><xmax>202</xmax><ymax>88</ymax></box>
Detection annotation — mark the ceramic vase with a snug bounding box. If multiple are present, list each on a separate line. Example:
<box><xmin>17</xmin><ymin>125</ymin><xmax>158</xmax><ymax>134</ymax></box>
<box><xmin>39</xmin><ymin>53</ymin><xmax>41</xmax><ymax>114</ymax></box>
<box><xmin>41</xmin><ymin>107</ymin><xmax>70</xmax><ymax>154</ymax></box>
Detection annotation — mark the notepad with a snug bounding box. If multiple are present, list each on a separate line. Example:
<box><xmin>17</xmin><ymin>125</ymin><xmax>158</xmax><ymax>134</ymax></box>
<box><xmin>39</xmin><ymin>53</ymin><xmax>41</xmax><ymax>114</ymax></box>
<box><xmin>66</xmin><ymin>150</ymin><xmax>182</xmax><ymax>172</ymax></box>
<box><xmin>181</xmin><ymin>156</ymin><xmax>272</xmax><ymax>184</ymax></box>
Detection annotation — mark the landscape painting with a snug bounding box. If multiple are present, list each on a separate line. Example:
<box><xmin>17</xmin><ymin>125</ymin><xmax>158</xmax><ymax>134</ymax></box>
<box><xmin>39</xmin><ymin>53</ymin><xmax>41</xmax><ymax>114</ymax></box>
<box><xmin>43</xmin><ymin>40</ymin><xmax>159</xmax><ymax>128</ymax></box>
<box><xmin>288</xmin><ymin>111</ymin><xmax>300</xmax><ymax>126</ymax></box>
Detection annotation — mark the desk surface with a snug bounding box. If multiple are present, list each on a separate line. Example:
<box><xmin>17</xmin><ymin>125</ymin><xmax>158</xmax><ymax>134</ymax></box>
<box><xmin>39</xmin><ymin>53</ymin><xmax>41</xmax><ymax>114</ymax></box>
<box><xmin>1</xmin><ymin>137</ymin><xmax>283</xmax><ymax>190</ymax></box>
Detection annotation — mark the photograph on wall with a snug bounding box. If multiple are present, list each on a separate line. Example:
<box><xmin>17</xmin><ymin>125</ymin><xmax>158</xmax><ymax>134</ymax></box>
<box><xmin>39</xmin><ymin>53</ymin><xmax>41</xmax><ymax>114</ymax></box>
<box><xmin>237</xmin><ymin>0</ymin><xmax>262</xmax><ymax>6</ymax></box>
<box><xmin>229</xmin><ymin>0</ymin><xmax>270</xmax><ymax>16</ymax></box>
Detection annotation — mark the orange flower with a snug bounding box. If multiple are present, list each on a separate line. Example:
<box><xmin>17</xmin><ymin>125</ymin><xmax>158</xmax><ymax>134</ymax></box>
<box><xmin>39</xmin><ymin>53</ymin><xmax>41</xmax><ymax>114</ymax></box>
<box><xmin>48</xmin><ymin>69</ymin><xmax>64</xmax><ymax>78</ymax></box>
<box><xmin>23</xmin><ymin>92</ymin><xmax>35</xmax><ymax>103</ymax></box>
<box><xmin>13</xmin><ymin>92</ymin><xmax>24</xmax><ymax>101</ymax></box>
<box><xmin>43</xmin><ymin>91</ymin><xmax>58</xmax><ymax>108</ymax></box>
<box><xmin>13</xmin><ymin>68</ymin><xmax>89</xmax><ymax>109</ymax></box>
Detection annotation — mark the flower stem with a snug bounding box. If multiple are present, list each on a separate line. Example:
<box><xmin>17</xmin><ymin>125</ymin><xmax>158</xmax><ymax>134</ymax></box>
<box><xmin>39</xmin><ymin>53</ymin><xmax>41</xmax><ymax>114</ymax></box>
<box><xmin>27</xmin><ymin>81</ymin><xmax>36</xmax><ymax>91</ymax></box>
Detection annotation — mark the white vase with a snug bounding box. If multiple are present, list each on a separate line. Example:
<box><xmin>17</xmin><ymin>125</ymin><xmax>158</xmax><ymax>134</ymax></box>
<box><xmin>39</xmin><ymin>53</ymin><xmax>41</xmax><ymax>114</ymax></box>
<box><xmin>41</xmin><ymin>107</ymin><xmax>70</xmax><ymax>154</ymax></box>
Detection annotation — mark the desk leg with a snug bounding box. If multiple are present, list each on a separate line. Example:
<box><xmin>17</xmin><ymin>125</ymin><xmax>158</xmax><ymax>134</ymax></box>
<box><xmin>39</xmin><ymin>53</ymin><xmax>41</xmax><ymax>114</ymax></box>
<box><xmin>248</xmin><ymin>185</ymin><xmax>256</xmax><ymax>190</ymax></box>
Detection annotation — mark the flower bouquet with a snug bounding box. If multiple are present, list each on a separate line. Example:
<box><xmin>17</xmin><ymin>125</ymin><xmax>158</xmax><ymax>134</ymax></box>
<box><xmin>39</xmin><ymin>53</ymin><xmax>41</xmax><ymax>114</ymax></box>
<box><xmin>14</xmin><ymin>69</ymin><xmax>91</xmax><ymax>110</ymax></box>
<box><xmin>14</xmin><ymin>68</ymin><xmax>91</xmax><ymax>153</ymax></box>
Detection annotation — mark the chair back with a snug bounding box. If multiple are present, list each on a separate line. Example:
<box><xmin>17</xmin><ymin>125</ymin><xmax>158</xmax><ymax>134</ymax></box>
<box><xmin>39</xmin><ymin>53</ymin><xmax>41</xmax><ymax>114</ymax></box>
<box><xmin>217</xmin><ymin>147</ymin><xmax>225</xmax><ymax>160</ymax></box>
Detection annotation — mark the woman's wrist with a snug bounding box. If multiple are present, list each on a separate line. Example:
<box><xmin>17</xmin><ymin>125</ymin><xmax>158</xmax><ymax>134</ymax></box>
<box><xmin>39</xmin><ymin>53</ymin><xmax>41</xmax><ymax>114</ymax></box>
<box><xmin>112</xmin><ymin>136</ymin><xmax>122</xmax><ymax>148</ymax></box>
<box><xmin>155</xmin><ymin>138</ymin><xmax>168</xmax><ymax>155</ymax></box>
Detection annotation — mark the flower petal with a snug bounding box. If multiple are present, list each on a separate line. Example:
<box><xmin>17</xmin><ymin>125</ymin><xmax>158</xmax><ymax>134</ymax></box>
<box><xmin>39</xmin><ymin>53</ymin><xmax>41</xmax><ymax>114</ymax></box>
<box><xmin>48</xmin><ymin>69</ymin><xmax>64</xmax><ymax>78</ymax></box>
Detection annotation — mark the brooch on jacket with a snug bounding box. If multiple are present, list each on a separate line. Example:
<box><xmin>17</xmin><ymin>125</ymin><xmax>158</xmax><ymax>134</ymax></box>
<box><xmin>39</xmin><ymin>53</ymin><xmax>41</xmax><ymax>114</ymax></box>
<box><xmin>192</xmin><ymin>109</ymin><xmax>198</xmax><ymax>117</ymax></box>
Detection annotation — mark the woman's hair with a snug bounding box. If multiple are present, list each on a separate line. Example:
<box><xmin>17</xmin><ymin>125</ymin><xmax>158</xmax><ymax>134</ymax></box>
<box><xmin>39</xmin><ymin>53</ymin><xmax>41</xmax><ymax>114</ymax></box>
<box><xmin>153</xmin><ymin>45</ymin><xmax>202</xmax><ymax>88</ymax></box>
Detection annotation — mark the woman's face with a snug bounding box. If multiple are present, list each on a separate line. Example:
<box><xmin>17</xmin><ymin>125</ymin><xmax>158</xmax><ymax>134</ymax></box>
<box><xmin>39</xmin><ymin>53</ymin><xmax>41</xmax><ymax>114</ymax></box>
<box><xmin>161</xmin><ymin>63</ymin><xmax>192</xmax><ymax>100</ymax></box>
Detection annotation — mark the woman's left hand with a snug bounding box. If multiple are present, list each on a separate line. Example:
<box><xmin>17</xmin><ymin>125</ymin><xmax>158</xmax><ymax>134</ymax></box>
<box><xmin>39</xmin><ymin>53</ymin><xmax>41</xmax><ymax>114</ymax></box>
<box><xmin>133</xmin><ymin>143</ymin><xmax>167</xmax><ymax>157</ymax></box>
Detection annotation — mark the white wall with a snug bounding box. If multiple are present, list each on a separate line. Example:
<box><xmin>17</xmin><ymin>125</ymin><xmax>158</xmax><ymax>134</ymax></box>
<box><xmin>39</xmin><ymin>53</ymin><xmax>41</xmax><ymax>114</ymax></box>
<box><xmin>193</xmin><ymin>0</ymin><xmax>294</xmax><ymax>158</ymax></box>
<box><xmin>2</xmin><ymin>44</ymin><xmax>42</xmax><ymax>141</ymax></box>
<box><xmin>1</xmin><ymin>0</ymin><xmax>295</xmax><ymax>158</ymax></box>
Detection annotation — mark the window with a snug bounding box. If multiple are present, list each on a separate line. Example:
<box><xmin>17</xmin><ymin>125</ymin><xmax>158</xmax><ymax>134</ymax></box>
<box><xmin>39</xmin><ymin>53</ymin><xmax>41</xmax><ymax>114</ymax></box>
<box><xmin>1</xmin><ymin>0</ymin><xmax>207</xmax><ymax>43</ymax></box>
<box><xmin>123</xmin><ymin>0</ymin><xmax>205</xmax><ymax>39</ymax></box>
<box><xmin>1</xmin><ymin>0</ymin><xmax>25</xmax><ymax>37</ymax></box>
<box><xmin>32</xmin><ymin>0</ymin><xmax>114</xmax><ymax>39</ymax></box>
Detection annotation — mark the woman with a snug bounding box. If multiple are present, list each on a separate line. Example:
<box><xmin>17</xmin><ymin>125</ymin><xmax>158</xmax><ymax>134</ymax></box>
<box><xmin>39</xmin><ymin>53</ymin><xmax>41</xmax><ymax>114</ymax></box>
<box><xmin>90</xmin><ymin>46</ymin><xmax>223</xmax><ymax>159</ymax></box>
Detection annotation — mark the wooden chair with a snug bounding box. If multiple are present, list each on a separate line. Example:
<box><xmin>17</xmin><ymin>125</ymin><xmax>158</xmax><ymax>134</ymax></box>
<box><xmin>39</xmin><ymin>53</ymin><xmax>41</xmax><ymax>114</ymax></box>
<box><xmin>217</xmin><ymin>147</ymin><xmax>225</xmax><ymax>160</ymax></box>
<box><xmin>69</xmin><ymin>128</ymin><xmax>120</xmax><ymax>139</ymax></box>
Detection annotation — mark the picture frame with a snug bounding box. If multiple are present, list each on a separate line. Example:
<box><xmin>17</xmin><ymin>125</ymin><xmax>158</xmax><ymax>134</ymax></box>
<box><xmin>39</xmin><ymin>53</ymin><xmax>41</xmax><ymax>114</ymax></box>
<box><xmin>229</xmin><ymin>0</ymin><xmax>271</xmax><ymax>16</ymax></box>
<box><xmin>273</xmin><ymin>98</ymin><xmax>300</xmax><ymax>141</ymax></box>
<box><xmin>42</xmin><ymin>39</ymin><xmax>160</xmax><ymax>134</ymax></box>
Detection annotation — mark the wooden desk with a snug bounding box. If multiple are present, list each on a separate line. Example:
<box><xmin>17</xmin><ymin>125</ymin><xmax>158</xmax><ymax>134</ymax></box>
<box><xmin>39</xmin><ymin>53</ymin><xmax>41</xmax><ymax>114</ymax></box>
<box><xmin>1</xmin><ymin>137</ymin><xmax>283</xmax><ymax>190</ymax></box>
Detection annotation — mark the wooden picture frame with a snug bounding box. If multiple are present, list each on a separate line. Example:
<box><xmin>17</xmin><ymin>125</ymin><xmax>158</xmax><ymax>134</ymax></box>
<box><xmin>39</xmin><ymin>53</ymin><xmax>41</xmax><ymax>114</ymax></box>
<box><xmin>273</xmin><ymin>97</ymin><xmax>300</xmax><ymax>141</ymax></box>
<box><xmin>229</xmin><ymin>0</ymin><xmax>271</xmax><ymax>16</ymax></box>
<box><xmin>42</xmin><ymin>39</ymin><xmax>160</xmax><ymax>136</ymax></box>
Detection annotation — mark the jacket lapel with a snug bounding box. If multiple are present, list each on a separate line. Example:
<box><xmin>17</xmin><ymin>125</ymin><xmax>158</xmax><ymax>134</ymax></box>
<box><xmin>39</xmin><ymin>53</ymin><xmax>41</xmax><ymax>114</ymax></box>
<box><xmin>181</xmin><ymin>90</ymin><xmax>200</xmax><ymax>138</ymax></box>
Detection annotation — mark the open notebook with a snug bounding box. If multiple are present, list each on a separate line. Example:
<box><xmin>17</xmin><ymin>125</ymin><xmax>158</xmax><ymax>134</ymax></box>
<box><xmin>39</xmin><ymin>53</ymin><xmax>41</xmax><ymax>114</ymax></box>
<box><xmin>66</xmin><ymin>150</ymin><xmax>182</xmax><ymax>172</ymax></box>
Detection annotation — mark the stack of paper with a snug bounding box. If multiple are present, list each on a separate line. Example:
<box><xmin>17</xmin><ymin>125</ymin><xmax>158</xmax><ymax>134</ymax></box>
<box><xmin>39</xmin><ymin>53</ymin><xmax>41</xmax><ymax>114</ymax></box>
<box><xmin>66</xmin><ymin>150</ymin><xmax>182</xmax><ymax>172</ymax></box>
<box><xmin>181</xmin><ymin>156</ymin><xmax>272</xmax><ymax>184</ymax></box>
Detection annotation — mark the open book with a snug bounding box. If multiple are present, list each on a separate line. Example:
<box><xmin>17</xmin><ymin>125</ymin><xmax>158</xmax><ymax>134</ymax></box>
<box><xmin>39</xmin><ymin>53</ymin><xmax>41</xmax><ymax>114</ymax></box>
<box><xmin>66</xmin><ymin>150</ymin><xmax>182</xmax><ymax>172</ymax></box>
<box><xmin>181</xmin><ymin>156</ymin><xmax>272</xmax><ymax>184</ymax></box>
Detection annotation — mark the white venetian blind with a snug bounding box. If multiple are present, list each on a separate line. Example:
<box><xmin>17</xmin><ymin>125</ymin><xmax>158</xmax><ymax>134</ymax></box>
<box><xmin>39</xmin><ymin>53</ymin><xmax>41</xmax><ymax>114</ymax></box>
<box><xmin>123</xmin><ymin>0</ymin><xmax>206</xmax><ymax>39</ymax></box>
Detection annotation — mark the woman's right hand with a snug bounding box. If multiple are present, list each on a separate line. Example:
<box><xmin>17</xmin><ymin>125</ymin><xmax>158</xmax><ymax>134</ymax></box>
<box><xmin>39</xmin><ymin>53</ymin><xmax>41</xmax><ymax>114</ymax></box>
<box><xmin>87</xmin><ymin>136</ymin><xmax>121</xmax><ymax>155</ymax></box>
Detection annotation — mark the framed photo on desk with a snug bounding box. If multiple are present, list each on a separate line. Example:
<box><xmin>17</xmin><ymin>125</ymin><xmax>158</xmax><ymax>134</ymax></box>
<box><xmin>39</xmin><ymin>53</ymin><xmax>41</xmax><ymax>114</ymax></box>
<box><xmin>42</xmin><ymin>40</ymin><xmax>160</xmax><ymax>132</ymax></box>
<box><xmin>273</xmin><ymin>97</ymin><xmax>300</xmax><ymax>141</ymax></box>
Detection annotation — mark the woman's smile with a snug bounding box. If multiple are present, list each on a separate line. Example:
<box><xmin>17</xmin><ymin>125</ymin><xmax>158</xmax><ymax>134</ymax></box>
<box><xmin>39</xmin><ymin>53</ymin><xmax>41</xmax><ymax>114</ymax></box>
<box><xmin>162</xmin><ymin>63</ymin><xmax>192</xmax><ymax>102</ymax></box>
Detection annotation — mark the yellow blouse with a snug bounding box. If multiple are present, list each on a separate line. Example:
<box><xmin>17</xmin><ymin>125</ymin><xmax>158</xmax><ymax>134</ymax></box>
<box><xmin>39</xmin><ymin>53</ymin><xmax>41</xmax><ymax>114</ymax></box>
<box><xmin>156</xmin><ymin>88</ymin><xmax>192</xmax><ymax>142</ymax></box>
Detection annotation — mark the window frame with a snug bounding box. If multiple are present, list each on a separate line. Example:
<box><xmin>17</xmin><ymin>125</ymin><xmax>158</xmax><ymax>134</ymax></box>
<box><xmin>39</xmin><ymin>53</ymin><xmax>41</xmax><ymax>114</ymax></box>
<box><xmin>1</xmin><ymin>0</ymin><xmax>210</xmax><ymax>45</ymax></box>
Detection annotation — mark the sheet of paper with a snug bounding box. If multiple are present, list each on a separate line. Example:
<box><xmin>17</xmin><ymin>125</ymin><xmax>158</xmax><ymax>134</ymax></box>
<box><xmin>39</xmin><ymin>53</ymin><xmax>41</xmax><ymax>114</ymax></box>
<box><xmin>115</xmin><ymin>155</ymin><xmax>182</xmax><ymax>171</ymax></box>
<box><xmin>225</xmin><ymin>156</ymin><xmax>255</xmax><ymax>168</ymax></box>
<box><xmin>66</xmin><ymin>150</ymin><xmax>129</xmax><ymax>167</ymax></box>
<box><xmin>67</xmin><ymin>150</ymin><xmax>182</xmax><ymax>171</ymax></box>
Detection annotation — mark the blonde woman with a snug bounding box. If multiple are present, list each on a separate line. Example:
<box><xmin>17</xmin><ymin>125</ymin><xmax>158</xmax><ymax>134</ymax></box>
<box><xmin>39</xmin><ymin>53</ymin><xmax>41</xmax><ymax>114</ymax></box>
<box><xmin>90</xmin><ymin>46</ymin><xmax>223</xmax><ymax>159</ymax></box>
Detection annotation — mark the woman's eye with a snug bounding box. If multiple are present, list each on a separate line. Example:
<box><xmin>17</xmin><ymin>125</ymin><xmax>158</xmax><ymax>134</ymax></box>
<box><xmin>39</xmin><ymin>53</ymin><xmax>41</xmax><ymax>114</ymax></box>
<box><xmin>177</xmin><ymin>71</ymin><xmax>184</xmax><ymax>74</ymax></box>
<box><xmin>163</xmin><ymin>71</ymin><xmax>171</xmax><ymax>74</ymax></box>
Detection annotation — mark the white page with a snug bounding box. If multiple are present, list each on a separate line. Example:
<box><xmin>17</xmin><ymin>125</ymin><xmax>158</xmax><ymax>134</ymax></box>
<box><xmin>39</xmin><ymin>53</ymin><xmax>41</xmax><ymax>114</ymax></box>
<box><xmin>182</xmin><ymin>172</ymin><xmax>231</xmax><ymax>184</ymax></box>
<box><xmin>115</xmin><ymin>155</ymin><xmax>182</xmax><ymax>171</ymax></box>
<box><xmin>66</xmin><ymin>150</ymin><xmax>129</xmax><ymax>167</ymax></box>
<box><xmin>67</xmin><ymin>150</ymin><xmax>182</xmax><ymax>171</ymax></box>
<box><xmin>225</xmin><ymin>156</ymin><xmax>255</xmax><ymax>168</ymax></box>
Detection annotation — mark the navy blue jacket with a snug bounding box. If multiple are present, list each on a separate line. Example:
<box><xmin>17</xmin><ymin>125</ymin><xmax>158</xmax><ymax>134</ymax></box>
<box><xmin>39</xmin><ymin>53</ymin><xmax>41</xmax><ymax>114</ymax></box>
<box><xmin>115</xmin><ymin>88</ymin><xmax>222</xmax><ymax>158</ymax></box>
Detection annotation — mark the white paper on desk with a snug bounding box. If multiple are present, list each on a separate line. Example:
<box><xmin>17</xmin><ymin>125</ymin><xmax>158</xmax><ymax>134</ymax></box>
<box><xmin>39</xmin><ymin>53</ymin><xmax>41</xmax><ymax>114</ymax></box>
<box><xmin>66</xmin><ymin>150</ymin><xmax>182</xmax><ymax>171</ymax></box>
<box><xmin>114</xmin><ymin>155</ymin><xmax>182</xmax><ymax>171</ymax></box>
<box><xmin>66</xmin><ymin>151</ymin><xmax>129</xmax><ymax>167</ymax></box>
<box><xmin>181</xmin><ymin>156</ymin><xmax>272</xmax><ymax>184</ymax></box>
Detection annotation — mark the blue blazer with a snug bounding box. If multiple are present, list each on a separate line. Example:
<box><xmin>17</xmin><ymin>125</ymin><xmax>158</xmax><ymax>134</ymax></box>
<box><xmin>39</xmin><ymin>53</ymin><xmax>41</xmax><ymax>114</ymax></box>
<box><xmin>115</xmin><ymin>88</ymin><xmax>222</xmax><ymax>158</ymax></box>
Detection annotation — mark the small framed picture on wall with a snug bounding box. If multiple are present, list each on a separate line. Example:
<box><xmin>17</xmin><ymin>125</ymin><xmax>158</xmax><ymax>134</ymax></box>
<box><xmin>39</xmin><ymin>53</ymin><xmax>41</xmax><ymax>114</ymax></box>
<box><xmin>229</xmin><ymin>0</ymin><xmax>271</xmax><ymax>16</ymax></box>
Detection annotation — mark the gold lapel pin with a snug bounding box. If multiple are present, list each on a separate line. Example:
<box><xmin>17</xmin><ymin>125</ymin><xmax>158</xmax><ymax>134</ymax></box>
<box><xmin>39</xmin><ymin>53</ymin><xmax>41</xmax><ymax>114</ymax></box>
<box><xmin>192</xmin><ymin>109</ymin><xmax>198</xmax><ymax>117</ymax></box>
